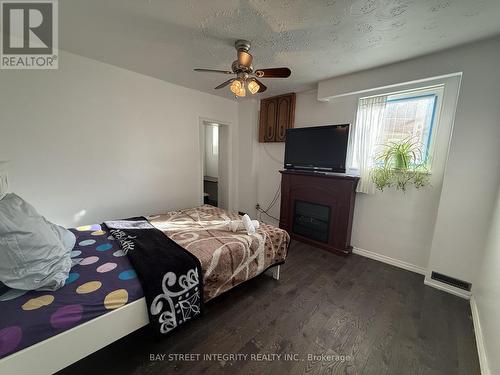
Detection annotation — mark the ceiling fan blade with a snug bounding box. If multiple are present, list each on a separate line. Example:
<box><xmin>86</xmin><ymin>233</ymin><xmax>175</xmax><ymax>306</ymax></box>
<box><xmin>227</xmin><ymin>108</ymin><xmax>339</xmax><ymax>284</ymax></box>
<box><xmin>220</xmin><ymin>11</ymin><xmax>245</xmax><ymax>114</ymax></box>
<box><xmin>254</xmin><ymin>78</ymin><xmax>267</xmax><ymax>93</ymax></box>
<box><xmin>214</xmin><ymin>79</ymin><xmax>235</xmax><ymax>90</ymax></box>
<box><xmin>254</xmin><ymin>67</ymin><xmax>291</xmax><ymax>78</ymax></box>
<box><xmin>237</xmin><ymin>51</ymin><xmax>253</xmax><ymax>67</ymax></box>
<box><xmin>194</xmin><ymin>68</ymin><xmax>233</xmax><ymax>74</ymax></box>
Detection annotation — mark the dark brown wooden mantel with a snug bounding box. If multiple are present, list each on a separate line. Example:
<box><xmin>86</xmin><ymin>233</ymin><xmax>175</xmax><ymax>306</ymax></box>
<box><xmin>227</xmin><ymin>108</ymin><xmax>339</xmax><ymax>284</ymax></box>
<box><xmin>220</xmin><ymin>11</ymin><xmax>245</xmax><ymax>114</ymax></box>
<box><xmin>279</xmin><ymin>170</ymin><xmax>359</xmax><ymax>256</ymax></box>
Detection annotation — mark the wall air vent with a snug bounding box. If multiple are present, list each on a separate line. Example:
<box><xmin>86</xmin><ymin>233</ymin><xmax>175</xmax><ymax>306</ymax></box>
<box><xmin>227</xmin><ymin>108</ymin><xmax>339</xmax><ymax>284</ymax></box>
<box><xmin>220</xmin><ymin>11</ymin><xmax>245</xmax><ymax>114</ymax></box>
<box><xmin>431</xmin><ymin>271</ymin><xmax>472</xmax><ymax>291</ymax></box>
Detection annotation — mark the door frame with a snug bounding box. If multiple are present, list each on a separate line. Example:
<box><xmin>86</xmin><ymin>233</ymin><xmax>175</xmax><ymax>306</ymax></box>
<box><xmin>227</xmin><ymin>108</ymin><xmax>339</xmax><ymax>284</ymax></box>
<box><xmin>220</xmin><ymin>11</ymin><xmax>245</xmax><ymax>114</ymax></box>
<box><xmin>198</xmin><ymin>117</ymin><xmax>233</xmax><ymax>211</ymax></box>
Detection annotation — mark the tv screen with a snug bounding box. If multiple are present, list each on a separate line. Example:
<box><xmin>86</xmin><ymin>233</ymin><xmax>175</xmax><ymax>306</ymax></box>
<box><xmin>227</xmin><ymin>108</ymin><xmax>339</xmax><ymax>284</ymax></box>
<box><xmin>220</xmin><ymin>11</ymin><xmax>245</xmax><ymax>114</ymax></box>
<box><xmin>284</xmin><ymin>124</ymin><xmax>350</xmax><ymax>173</ymax></box>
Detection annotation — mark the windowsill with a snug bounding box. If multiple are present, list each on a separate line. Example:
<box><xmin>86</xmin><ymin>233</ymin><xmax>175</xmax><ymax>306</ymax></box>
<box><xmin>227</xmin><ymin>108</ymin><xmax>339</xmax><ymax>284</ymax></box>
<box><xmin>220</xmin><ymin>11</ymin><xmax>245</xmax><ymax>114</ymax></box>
<box><xmin>347</xmin><ymin>168</ymin><xmax>432</xmax><ymax>176</ymax></box>
<box><xmin>346</xmin><ymin>168</ymin><xmax>360</xmax><ymax>177</ymax></box>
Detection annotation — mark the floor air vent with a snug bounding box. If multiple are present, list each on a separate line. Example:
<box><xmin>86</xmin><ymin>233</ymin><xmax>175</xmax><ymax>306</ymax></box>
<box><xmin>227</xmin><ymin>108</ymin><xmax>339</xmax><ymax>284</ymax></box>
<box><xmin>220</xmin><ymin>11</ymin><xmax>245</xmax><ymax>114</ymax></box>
<box><xmin>431</xmin><ymin>271</ymin><xmax>472</xmax><ymax>291</ymax></box>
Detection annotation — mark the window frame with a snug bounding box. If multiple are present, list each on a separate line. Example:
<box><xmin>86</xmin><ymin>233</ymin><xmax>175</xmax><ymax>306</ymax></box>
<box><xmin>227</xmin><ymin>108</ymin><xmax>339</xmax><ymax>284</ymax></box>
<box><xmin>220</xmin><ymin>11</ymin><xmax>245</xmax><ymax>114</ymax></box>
<box><xmin>347</xmin><ymin>85</ymin><xmax>444</xmax><ymax>175</ymax></box>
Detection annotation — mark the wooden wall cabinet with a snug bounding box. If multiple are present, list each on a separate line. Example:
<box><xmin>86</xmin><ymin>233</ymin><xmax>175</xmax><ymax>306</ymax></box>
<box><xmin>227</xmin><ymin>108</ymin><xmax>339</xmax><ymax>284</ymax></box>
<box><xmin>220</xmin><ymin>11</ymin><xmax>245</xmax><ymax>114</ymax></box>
<box><xmin>259</xmin><ymin>93</ymin><xmax>296</xmax><ymax>142</ymax></box>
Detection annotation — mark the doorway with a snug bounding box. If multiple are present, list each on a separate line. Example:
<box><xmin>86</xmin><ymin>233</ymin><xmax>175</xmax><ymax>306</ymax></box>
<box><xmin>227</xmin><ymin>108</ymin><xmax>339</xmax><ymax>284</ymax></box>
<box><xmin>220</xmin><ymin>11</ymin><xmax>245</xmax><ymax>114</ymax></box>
<box><xmin>201</xmin><ymin>121</ymin><xmax>229</xmax><ymax>209</ymax></box>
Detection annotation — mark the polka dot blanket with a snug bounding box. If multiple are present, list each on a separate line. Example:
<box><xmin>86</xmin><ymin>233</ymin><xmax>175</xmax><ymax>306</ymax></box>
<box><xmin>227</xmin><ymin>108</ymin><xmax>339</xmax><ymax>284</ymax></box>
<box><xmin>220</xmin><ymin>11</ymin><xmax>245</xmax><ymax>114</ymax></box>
<box><xmin>0</xmin><ymin>225</ymin><xmax>144</xmax><ymax>359</ymax></box>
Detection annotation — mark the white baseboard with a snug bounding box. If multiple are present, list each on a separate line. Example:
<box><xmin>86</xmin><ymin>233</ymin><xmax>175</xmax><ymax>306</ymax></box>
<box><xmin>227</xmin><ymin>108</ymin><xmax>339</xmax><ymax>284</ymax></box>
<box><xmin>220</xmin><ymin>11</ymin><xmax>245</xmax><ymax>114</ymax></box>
<box><xmin>352</xmin><ymin>246</ymin><xmax>427</xmax><ymax>275</ymax></box>
<box><xmin>422</xmin><ymin>278</ymin><xmax>471</xmax><ymax>299</ymax></box>
<box><xmin>470</xmin><ymin>296</ymin><xmax>490</xmax><ymax>375</ymax></box>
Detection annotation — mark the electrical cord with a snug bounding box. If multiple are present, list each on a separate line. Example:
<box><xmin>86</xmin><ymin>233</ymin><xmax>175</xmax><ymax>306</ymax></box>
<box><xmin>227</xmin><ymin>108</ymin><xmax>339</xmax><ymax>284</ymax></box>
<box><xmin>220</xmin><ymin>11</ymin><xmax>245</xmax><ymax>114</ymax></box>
<box><xmin>256</xmin><ymin>182</ymin><xmax>281</xmax><ymax>222</ymax></box>
<box><xmin>263</xmin><ymin>183</ymin><xmax>280</xmax><ymax>212</ymax></box>
<box><xmin>258</xmin><ymin>209</ymin><xmax>280</xmax><ymax>222</ymax></box>
<box><xmin>255</xmin><ymin>143</ymin><xmax>283</xmax><ymax>223</ymax></box>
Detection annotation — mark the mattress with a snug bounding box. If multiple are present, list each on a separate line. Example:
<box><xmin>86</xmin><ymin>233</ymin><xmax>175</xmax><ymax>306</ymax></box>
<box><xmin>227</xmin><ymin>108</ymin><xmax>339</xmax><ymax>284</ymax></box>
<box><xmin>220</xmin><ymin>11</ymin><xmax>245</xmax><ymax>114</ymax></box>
<box><xmin>149</xmin><ymin>205</ymin><xmax>289</xmax><ymax>301</ymax></box>
<box><xmin>0</xmin><ymin>206</ymin><xmax>289</xmax><ymax>359</ymax></box>
<box><xmin>0</xmin><ymin>225</ymin><xmax>144</xmax><ymax>359</ymax></box>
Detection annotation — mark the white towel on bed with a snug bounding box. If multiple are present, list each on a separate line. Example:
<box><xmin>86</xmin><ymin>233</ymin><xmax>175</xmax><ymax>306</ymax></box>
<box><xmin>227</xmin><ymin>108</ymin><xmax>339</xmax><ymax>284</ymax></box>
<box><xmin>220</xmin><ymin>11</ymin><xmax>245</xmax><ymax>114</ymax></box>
<box><xmin>227</xmin><ymin>214</ymin><xmax>260</xmax><ymax>235</ymax></box>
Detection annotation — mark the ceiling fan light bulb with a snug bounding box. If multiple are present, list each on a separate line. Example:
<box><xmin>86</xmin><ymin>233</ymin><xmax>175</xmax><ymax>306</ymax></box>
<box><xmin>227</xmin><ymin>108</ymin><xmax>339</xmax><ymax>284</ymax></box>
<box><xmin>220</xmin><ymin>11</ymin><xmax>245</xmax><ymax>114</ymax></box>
<box><xmin>248</xmin><ymin>80</ymin><xmax>260</xmax><ymax>94</ymax></box>
<box><xmin>236</xmin><ymin>86</ymin><xmax>246</xmax><ymax>97</ymax></box>
<box><xmin>230</xmin><ymin>79</ymin><xmax>242</xmax><ymax>94</ymax></box>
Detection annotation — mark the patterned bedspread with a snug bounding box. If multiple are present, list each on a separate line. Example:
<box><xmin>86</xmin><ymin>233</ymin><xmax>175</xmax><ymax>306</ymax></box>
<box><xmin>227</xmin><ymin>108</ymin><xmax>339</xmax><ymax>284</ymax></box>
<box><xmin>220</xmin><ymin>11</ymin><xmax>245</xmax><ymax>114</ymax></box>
<box><xmin>148</xmin><ymin>205</ymin><xmax>289</xmax><ymax>301</ymax></box>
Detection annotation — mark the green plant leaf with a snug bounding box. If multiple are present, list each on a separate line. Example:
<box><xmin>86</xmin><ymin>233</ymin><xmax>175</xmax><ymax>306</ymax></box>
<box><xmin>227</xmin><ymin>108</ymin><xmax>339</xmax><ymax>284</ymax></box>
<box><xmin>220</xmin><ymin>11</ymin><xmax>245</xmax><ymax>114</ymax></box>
<box><xmin>372</xmin><ymin>136</ymin><xmax>431</xmax><ymax>192</ymax></box>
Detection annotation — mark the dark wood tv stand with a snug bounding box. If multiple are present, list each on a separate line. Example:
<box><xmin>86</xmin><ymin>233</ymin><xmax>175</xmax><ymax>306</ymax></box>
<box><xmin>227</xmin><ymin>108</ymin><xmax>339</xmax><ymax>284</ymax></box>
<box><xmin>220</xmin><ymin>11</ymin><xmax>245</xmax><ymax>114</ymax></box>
<box><xmin>279</xmin><ymin>170</ymin><xmax>359</xmax><ymax>256</ymax></box>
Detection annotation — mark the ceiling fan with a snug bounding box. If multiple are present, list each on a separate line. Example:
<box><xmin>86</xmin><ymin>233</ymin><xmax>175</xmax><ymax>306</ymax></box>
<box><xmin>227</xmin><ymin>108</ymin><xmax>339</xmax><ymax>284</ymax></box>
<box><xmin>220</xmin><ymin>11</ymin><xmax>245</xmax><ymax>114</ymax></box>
<box><xmin>194</xmin><ymin>39</ymin><xmax>291</xmax><ymax>97</ymax></box>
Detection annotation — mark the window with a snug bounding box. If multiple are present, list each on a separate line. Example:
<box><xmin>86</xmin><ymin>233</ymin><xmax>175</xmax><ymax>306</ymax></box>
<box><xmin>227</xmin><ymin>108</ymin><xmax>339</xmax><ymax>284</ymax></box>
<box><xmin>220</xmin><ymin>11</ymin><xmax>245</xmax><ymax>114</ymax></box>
<box><xmin>212</xmin><ymin>125</ymin><xmax>219</xmax><ymax>155</ymax></box>
<box><xmin>377</xmin><ymin>93</ymin><xmax>438</xmax><ymax>165</ymax></box>
<box><xmin>350</xmin><ymin>86</ymin><xmax>442</xmax><ymax>171</ymax></box>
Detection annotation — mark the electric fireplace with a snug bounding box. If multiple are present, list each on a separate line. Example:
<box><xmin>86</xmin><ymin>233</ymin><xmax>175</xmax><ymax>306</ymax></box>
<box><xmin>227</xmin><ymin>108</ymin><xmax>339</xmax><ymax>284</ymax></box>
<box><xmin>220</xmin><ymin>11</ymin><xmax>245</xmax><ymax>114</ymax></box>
<box><xmin>279</xmin><ymin>170</ymin><xmax>359</xmax><ymax>255</ymax></box>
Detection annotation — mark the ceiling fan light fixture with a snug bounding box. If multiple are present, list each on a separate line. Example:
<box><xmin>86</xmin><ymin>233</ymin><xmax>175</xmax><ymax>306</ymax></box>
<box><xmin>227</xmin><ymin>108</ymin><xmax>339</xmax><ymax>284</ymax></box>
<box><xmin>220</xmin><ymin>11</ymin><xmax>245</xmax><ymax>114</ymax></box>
<box><xmin>236</xmin><ymin>83</ymin><xmax>246</xmax><ymax>97</ymax></box>
<box><xmin>247</xmin><ymin>79</ymin><xmax>260</xmax><ymax>95</ymax></box>
<box><xmin>194</xmin><ymin>40</ymin><xmax>290</xmax><ymax>96</ymax></box>
<box><xmin>230</xmin><ymin>79</ymin><xmax>242</xmax><ymax>95</ymax></box>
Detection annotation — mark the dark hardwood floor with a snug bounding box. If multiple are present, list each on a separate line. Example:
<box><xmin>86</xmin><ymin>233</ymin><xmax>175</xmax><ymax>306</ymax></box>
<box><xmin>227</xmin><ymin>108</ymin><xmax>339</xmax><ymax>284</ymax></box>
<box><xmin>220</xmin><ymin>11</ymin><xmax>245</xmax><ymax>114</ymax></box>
<box><xmin>58</xmin><ymin>241</ymin><xmax>480</xmax><ymax>375</ymax></box>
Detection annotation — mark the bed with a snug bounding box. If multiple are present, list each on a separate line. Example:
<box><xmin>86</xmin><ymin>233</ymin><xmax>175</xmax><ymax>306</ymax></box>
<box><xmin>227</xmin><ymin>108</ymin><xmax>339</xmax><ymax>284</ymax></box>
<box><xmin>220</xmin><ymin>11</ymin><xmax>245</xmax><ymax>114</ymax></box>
<box><xmin>0</xmin><ymin>205</ymin><xmax>289</xmax><ymax>374</ymax></box>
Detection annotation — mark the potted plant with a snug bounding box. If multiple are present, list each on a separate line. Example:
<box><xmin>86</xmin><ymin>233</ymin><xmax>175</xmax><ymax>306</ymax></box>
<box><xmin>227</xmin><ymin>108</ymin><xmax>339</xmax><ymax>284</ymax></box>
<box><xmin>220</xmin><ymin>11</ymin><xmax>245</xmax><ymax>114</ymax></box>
<box><xmin>371</xmin><ymin>138</ymin><xmax>430</xmax><ymax>192</ymax></box>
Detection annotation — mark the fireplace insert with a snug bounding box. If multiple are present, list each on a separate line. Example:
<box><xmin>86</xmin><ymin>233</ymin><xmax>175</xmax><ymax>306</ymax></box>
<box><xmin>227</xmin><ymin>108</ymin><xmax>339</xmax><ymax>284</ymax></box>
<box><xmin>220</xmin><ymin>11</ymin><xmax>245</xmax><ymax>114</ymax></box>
<box><xmin>292</xmin><ymin>200</ymin><xmax>331</xmax><ymax>243</ymax></box>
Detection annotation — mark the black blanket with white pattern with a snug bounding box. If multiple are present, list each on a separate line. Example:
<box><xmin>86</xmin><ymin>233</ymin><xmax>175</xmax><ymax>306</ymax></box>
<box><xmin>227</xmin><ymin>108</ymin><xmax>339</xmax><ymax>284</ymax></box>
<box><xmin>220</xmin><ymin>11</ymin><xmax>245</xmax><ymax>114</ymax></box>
<box><xmin>103</xmin><ymin>217</ymin><xmax>203</xmax><ymax>335</ymax></box>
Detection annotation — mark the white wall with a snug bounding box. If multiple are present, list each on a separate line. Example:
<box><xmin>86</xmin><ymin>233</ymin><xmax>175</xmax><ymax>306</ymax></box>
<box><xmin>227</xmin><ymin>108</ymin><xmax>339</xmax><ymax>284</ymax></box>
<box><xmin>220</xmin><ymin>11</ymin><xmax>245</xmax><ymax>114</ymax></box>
<box><xmin>0</xmin><ymin>51</ymin><xmax>238</xmax><ymax>227</ymax></box>
<box><xmin>237</xmin><ymin>99</ymin><xmax>260</xmax><ymax>217</ymax></box>
<box><xmin>473</xmin><ymin>186</ymin><xmax>500</xmax><ymax>375</ymax></box>
<box><xmin>425</xmin><ymin>41</ymin><xmax>500</xmax><ymax>290</ymax></box>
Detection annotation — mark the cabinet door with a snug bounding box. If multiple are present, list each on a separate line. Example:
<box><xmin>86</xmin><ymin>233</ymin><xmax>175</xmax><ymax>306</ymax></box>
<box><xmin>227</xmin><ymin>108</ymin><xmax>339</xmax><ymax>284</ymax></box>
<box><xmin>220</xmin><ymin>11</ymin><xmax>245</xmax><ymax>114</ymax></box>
<box><xmin>259</xmin><ymin>99</ymin><xmax>277</xmax><ymax>142</ymax></box>
<box><xmin>259</xmin><ymin>93</ymin><xmax>295</xmax><ymax>143</ymax></box>
<box><xmin>276</xmin><ymin>96</ymin><xmax>291</xmax><ymax>141</ymax></box>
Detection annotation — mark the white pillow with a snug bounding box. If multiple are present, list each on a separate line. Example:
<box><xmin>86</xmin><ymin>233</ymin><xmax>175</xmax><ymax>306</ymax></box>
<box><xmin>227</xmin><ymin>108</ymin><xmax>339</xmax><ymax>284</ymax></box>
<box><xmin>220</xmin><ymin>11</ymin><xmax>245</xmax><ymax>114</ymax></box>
<box><xmin>0</xmin><ymin>193</ymin><xmax>75</xmax><ymax>291</ymax></box>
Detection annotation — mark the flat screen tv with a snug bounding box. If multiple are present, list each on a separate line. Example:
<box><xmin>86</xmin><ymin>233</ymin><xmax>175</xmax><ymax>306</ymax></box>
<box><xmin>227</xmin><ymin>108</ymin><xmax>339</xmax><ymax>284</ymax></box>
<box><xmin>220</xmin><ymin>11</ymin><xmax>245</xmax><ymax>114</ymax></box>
<box><xmin>284</xmin><ymin>124</ymin><xmax>350</xmax><ymax>173</ymax></box>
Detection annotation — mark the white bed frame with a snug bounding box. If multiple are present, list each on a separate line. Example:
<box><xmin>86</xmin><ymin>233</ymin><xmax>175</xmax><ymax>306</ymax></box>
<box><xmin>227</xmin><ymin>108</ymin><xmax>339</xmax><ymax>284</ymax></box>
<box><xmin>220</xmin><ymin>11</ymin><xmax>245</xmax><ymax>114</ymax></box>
<box><xmin>0</xmin><ymin>265</ymin><xmax>281</xmax><ymax>375</ymax></box>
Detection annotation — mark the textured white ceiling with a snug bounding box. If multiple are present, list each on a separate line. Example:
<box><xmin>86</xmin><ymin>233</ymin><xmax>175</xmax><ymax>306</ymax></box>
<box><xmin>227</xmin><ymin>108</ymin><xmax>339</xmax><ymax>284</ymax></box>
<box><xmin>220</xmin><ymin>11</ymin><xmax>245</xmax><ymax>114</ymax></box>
<box><xmin>60</xmin><ymin>0</ymin><xmax>500</xmax><ymax>99</ymax></box>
